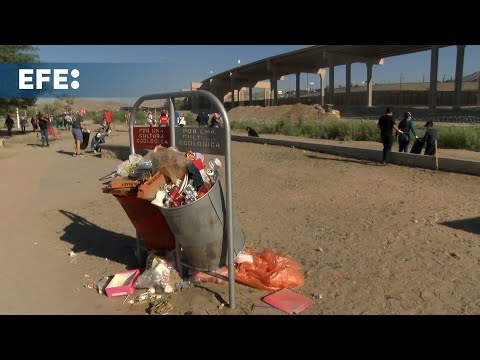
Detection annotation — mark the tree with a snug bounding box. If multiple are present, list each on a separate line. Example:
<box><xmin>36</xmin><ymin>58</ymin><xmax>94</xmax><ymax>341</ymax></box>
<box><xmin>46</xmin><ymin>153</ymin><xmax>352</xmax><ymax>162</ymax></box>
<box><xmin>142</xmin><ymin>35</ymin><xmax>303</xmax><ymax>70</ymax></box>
<box><xmin>47</xmin><ymin>96</ymin><xmax>76</xmax><ymax>115</ymax></box>
<box><xmin>0</xmin><ymin>45</ymin><xmax>39</xmax><ymax>62</ymax></box>
<box><xmin>62</xmin><ymin>96</ymin><xmax>75</xmax><ymax>113</ymax></box>
<box><xmin>0</xmin><ymin>45</ymin><xmax>40</xmax><ymax>113</ymax></box>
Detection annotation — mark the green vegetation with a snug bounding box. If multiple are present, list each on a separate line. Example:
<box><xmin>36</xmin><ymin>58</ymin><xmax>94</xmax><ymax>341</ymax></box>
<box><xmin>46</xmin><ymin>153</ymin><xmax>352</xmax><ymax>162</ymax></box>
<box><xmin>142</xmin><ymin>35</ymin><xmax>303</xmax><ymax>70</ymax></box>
<box><xmin>231</xmin><ymin>118</ymin><xmax>480</xmax><ymax>152</ymax></box>
<box><xmin>0</xmin><ymin>45</ymin><xmax>40</xmax><ymax>113</ymax></box>
<box><xmin>436</xmin><ymin>125</ymin><xmax>480</xmax><ymax>152</ymax></box>
<box><xmin>184</xmin><ymin>113</ymin><xmax>196</xmax><ymax>126</ymax></box>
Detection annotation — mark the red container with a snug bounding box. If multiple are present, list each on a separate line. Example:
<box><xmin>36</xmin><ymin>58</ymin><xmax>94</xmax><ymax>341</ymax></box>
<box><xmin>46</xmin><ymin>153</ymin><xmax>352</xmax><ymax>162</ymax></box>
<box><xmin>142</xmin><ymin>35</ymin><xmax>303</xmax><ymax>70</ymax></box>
<box><xmin>114</xmin><ymin>194</ymin><xmax>176</xmax><ymax>251</ymax></box>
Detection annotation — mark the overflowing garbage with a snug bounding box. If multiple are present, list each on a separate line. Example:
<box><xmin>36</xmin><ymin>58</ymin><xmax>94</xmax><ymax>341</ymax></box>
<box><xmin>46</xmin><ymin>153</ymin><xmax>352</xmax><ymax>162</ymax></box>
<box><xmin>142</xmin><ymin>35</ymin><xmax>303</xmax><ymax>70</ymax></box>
<box><xmin>88</xmin><ymin>253</ymin><xmax>185</xmax><ymax>308</ymax></box>
<box><xmin>97</xmin><ymin>144</ymin><xmax>306</xmax><ymax>313</ymax></box>
<box><xmin>102</xmin><ymin>145</ymin><xmax>222</xmax><ymax>209</ymax></box>
<box><xmin>133</xmin><ymin>253</ymin><xmax>180</xmax><ymax>294</ymax></box>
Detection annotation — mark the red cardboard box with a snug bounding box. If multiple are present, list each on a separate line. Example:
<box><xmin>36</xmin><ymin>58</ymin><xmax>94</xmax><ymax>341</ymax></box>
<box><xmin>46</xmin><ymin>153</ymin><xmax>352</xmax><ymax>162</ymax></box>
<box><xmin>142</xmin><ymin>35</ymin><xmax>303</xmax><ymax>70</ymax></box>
<box><xmin>104</xmin><ymin>269</ymin><xmax>140</xmax><ymax>298</ymax></box>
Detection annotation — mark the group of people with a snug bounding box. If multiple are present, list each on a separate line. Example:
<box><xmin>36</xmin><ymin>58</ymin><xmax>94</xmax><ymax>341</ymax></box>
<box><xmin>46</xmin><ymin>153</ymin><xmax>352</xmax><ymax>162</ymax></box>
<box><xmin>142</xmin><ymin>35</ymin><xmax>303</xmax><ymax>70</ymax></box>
<box><xmin>377</xmin><ymin>108</ymin><xmax>438</xmax><ymax>165</ymax></box>
<box><xmin>2</xmin><ymin>109</ymin><xmax>110</xmax><ymax>158</ymax></box>
<box><xmin>145</xmin><ymin>110</ymin><xmax>187</xmax><ymax>128</ymax></box>
<box><xmin>195</xmin><ymin>112</ymin><xmax>222</xmax><ymax>128</ymax></box>
<box><xmin>3</xmin><ymin>113</ymin><xmax>47</xmax><ymax>137</ymax></box>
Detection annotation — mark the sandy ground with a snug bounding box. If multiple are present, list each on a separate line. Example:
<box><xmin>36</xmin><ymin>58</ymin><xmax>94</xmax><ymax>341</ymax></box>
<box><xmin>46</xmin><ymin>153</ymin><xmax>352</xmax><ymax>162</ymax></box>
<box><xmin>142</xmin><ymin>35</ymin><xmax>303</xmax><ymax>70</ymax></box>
<box><xmin>1</xmin><ymin>124</ymin><xmax>479</xmax><ymax>315</ymax></box>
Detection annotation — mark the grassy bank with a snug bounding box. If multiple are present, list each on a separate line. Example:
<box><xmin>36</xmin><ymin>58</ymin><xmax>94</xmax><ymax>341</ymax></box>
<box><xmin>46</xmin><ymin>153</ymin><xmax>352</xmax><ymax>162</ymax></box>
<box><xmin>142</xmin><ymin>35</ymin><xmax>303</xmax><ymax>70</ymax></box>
<box><xmin>70</xmin><ymin>110</ymin><xmax>480</xmax><ymax>152</ymax></box>
<box><xmin>231</xmin><ymin>118</ymin><xmax>480</xmax><ymax>152</ymax></box>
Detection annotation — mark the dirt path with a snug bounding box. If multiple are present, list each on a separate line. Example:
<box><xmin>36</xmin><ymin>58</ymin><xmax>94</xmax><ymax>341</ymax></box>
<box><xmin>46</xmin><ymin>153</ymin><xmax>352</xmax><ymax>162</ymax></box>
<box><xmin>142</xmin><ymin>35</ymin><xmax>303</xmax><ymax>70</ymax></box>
<box><xmin>1</xmin><ymin>125</ymin><xmax>479</xmax><ymax>315</ymax></box>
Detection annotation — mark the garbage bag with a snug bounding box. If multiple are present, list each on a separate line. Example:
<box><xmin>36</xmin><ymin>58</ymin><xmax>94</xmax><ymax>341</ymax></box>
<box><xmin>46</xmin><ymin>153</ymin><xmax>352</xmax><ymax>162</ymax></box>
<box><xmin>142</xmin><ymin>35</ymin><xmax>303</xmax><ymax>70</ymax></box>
<box><xmin>191</xmin><ymin>248</ymin><xmax>304</xmax><ymax>291</ymax></box>
<box><xmin>234</xmin><ymin>248</ymin><xmax>304</xmax><ymax>291</ymax></box>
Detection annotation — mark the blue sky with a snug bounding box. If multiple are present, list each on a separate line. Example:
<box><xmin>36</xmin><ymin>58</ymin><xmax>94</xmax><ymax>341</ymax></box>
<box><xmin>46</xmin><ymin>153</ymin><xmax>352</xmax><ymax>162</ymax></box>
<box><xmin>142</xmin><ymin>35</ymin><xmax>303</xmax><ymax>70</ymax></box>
<box><xmin>37</xmin><ymin>45</ymin><xmax>480</xmax><ymax>95</ymax></box>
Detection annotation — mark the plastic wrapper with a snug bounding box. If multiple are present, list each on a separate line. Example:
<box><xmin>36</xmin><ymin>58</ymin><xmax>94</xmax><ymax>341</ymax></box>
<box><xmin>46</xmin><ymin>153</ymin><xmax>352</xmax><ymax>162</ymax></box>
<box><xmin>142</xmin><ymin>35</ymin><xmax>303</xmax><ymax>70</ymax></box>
<box><xmin>134</xmin><ymin>268</ymin><xmax>166</xmax><ymax>289</ymax></box>
<box><xmin>135</xmin><ymin>255</ymin><xmax>174</xmax><ymax>291</ymax></box>
<box><xmin>151</xmin><ymin>146</ymin><xmax>188</xmax><ymax>183</ymax></box>
<box><xmin>146</xmin><ymin>253</ymin><xmax>176</xmax><ymax>270</ymax></box>
<box><xmin>128</xmin><ymin>152</ymin><xmax>154</xmax><ymax>179</ymax></box>
<box><xmin>116</xmin><ymin>154</ymin><xmax>143</xmax><ymax>177</ymax></box>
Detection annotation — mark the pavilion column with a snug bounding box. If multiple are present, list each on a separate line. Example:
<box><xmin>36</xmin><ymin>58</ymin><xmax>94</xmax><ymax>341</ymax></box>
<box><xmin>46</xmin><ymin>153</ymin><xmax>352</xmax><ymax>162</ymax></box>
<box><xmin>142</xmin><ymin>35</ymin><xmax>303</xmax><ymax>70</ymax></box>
<box><xmin>318</xmin><ymin>69</ymin><xmax>325</xmax><ymax>106</ymax></box>
<box><xmin>345</xmin><ymin>60</ymin><xmax>352</xmax><ymax>109</ymax></box>
<box><xmin>271</xmin><ymin>69</ymin><xmax>278</xmax><ymax>106</ymax></box>
<box><xmin>429</xmin><ymin>46</ymin><xmax>439</xmax><ymax>111</ymax></box>
<box><xmin>295</xmin><ymin>72</ymin><xmax>301</xmax><ymax>101</ymax></box>
<box><xmin>453</xmin><ymin>45</ymin><xmax>466</xmax><ymax>110</ymax></box>
<box><xmin>366</xmin><ymin>62</ymin><xmax>373</xmax><ymax>108</ymax></box>
<box><xmin>329</xmin><ymin>63</ymin><xmax>335</xmax><ymax>104</ymax></box>
<box><xmin>230</xmin><ymin>74</ymin><xmax>235</xmax><ymax>108</ymax></box>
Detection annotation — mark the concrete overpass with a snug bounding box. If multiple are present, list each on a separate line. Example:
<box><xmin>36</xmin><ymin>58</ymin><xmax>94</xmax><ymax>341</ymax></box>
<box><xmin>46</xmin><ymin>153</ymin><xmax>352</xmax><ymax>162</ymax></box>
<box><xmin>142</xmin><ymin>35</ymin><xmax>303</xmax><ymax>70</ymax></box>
<box><xmin>196</xmin><ymin>45</ymin><xmax>469</xmax><ymax>111</ymax></box>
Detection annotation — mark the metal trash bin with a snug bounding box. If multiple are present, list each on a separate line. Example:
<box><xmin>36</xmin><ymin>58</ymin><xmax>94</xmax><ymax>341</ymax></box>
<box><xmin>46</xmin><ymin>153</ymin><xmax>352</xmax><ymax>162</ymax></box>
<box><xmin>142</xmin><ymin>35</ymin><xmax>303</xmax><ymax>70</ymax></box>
<box><xmin>159</xmin><ymin>180</ymin><xmax>245</xmax><ymax>271</ymax></box>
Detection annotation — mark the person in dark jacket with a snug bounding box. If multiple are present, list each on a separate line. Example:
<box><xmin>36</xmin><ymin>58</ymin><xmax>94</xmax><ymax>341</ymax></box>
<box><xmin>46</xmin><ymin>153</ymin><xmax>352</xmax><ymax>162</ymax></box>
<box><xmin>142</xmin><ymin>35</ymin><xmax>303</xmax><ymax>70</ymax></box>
<box><xmin>91</xmin><ymin>131</ymin><xmax>108</xmax><ymax>153</ymax></box>
<box><xmin>422</xmin><ymin>121</ymin><xmax>438</xmax><ymax>156</ymax></box>
<box><xmin>4</xmin><ymin>114</ymin><xmax>14</xmax><ymax>136</ymax></box>
<box><xmin>377</xmin><ymin>107</ymin><xmax>403</xmax><ymax>165</ymax></box>
<box><xmin>209</xmin><ymin>113</ymin><xmax>221</xmax><ymax>128</ymax></box>
<box><xmin>37</xmin><ymin>112</ymin><xmax>49</xmax><ymax>147</ymax></box>
<box><xmin>196</xmin><ymin>112</ymin><xmax>209</xmax><ymax>127</ymax></box>
<box><xmin>397</xmin><ymin>112</ymin><xmax>418</xmax><ymax>152</ymax></box>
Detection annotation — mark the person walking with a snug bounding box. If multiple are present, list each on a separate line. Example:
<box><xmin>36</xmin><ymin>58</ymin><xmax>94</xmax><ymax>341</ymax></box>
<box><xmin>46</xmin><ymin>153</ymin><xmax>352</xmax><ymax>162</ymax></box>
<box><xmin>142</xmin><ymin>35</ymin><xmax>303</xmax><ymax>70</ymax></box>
<box><xmin>104</xmin><ymin>109</ymin><xmax>113</xmax><ymax>134</ymax></box>
<box><xmin>64</xmin><ymin>112</ymin><xmax>73</xmax><ymax>131</ymax></box>
<box><xmin>4</xmin><ymin>114</ymin><xmax>14</xmax><ymax>136</ymax></box>
<box><xmin>71</xmin><ymin>113</ymin><xmax>88</xmax><ymax>157</ymax></box>
<box><xmin>37</xmin><ymin>112</ymin><xmax>50</xmax><ymax>147</ymax></box>
<box><xmin>397</xmin><ymin>112</ymin><xmax>418</xmax><ymax>152</ymax></box>
<box><xmin>377</xmin><ymin>107</ymin><xmax>403</xmax><ymax>165</ymax></box>
<box><xmin>20</xmin><ymin>116</ymin><xmax>27</xmax><ymax>134</ymax></box>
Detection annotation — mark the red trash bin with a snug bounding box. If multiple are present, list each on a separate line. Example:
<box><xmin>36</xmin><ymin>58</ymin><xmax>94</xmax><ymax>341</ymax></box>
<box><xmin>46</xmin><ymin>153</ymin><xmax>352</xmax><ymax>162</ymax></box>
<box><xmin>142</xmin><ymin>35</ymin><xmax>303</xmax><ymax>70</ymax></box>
<box><xmin>114</xmin><ymin>194</ymin><xmax>176</xmax><ymax>251</ymax></box>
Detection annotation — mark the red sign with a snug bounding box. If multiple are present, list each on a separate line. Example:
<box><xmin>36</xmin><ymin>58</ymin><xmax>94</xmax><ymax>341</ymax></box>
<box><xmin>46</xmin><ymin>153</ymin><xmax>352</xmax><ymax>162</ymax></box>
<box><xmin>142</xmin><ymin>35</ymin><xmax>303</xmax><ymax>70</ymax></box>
<box><xmin>132</xmin><ymin>127</ymin><xmax>170</xmax><ymax>149</ymax></box>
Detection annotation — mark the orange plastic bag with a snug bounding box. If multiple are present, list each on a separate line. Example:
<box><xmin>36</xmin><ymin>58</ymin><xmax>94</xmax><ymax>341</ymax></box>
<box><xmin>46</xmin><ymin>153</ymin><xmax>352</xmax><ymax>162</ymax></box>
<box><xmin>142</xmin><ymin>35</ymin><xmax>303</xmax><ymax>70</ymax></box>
<box><xmin>191</xmin><ymin>248</ymin><xmax>304</xmax><ymax>291</ymax></box>
<box><xmin>234</xmin><ymin>248</ymin><xmax>304</xmax><ymax>291</ymax></box>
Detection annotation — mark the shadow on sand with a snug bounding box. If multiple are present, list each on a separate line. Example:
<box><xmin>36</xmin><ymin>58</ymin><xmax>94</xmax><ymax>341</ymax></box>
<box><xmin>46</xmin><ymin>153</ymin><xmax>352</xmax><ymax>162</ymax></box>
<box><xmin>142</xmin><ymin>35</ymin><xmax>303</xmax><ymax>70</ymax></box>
<box><xmin>59</xmin><ymin>210</ymin><xmax>138</xmax><ymax>268</ymax></box>
<box><xmin>440</xmin><ymin>217</ymin><xmax>480</xmax><ymax>236</ymax></box>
